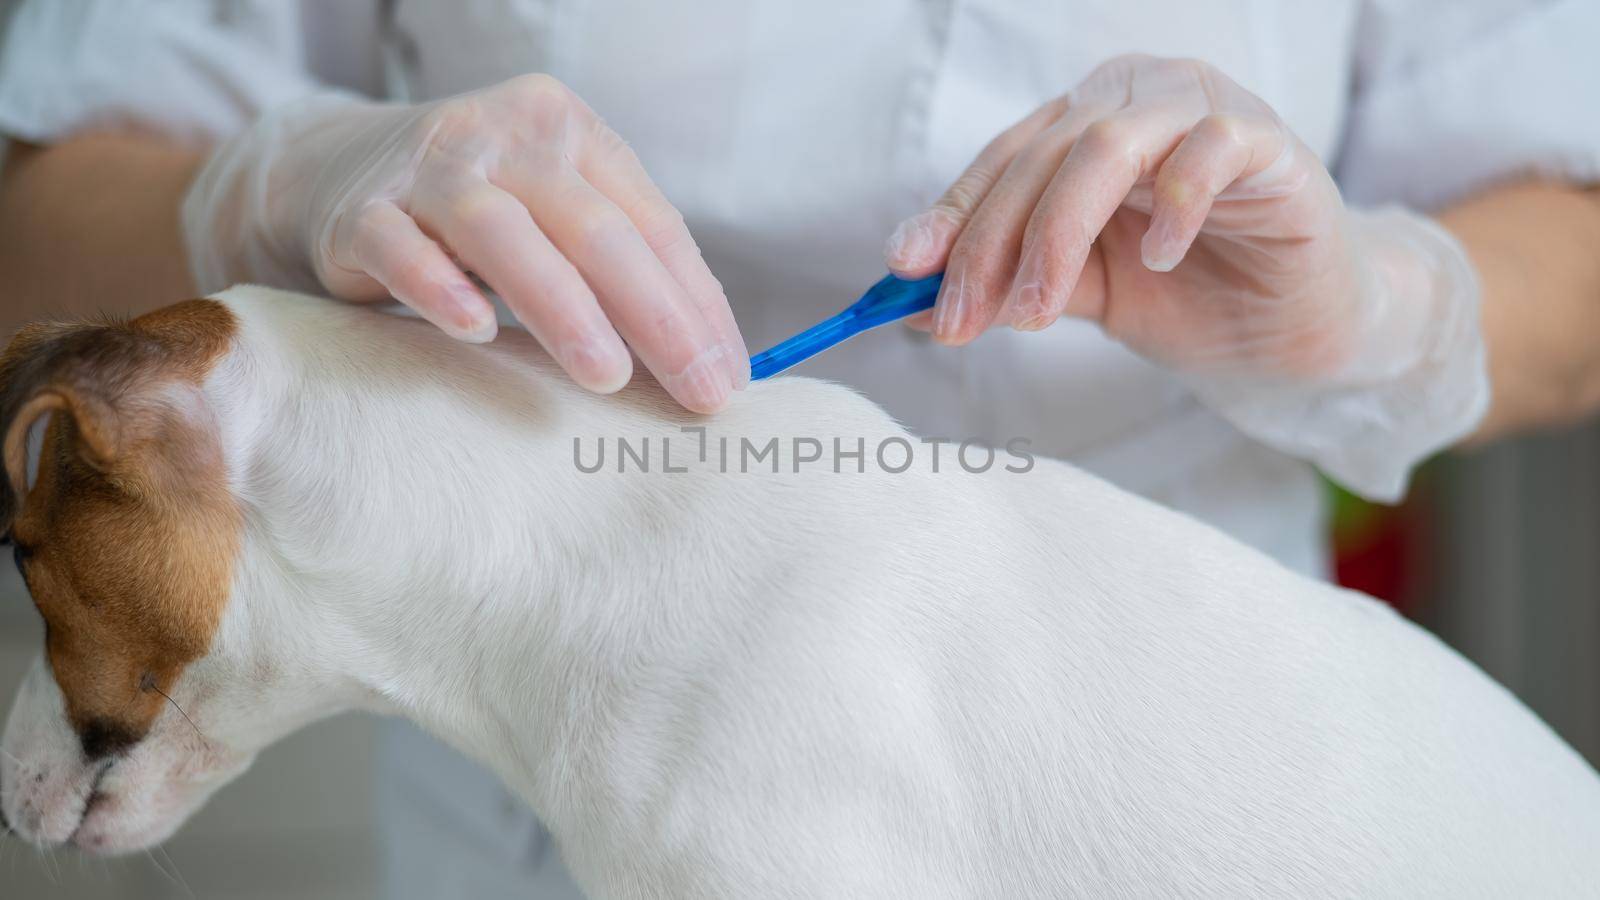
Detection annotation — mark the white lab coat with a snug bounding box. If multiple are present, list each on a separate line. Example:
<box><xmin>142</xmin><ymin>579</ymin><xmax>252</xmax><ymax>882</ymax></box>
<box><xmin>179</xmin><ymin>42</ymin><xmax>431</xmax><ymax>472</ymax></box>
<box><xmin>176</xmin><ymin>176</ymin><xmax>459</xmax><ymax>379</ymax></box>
<box><xmin>1</xmin><ymin>1</ymin><xmax>1596</xmax><ymax>896</ymax></box>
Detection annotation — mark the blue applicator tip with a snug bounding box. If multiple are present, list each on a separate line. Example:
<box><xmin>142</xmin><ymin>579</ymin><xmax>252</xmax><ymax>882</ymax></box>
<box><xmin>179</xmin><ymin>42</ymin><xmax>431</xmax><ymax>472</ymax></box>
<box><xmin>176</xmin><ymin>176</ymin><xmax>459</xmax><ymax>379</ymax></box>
<box><xmin>748</xmin><ymin>272</ymin><xmax>943</xmax><ymax>381</ymax></box>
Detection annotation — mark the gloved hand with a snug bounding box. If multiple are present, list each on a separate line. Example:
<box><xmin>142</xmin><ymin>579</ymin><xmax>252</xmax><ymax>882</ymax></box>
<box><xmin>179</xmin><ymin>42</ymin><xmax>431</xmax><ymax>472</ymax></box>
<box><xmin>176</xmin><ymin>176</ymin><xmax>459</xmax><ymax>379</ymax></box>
<box><xmin>885</xmin><ymin>55</ymin><xmax>1487</xmax><ymax>500</ymax></box>
<box><xmin>184</xmin><ymin>75</ymin><xmax>748</xmax><ymax>413</ymax></box>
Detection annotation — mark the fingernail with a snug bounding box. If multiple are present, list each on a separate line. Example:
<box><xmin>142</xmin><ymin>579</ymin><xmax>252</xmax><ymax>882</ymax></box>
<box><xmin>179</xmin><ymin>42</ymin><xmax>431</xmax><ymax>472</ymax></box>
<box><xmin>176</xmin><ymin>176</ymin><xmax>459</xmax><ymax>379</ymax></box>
<box><xmin>444</xmin><ymin>289</ymin><xmax>498</xmax><ymax>343</ymax></box>
<box><xmin>1141</xmin><ymin>212</ymin><xmax>1182</xmax><ymax>273</ymax></box>
<box><xmin>665</xmin><ymin>345</ymin><xmax>732</xmax><ymax>412</ymax></box>
<box><xmin>1007</xmin><ymin>250</ymin><xmax>1050</xmax><ymax>330</ymax></box>
<box><xmin>884</xmin><ymin>213</ymin><xmax>934</xmax><ymax>268</ymax></box>
<box><xmin>932</xmin><ymin>273</ymin><xmax>972</xmax><ymax>342</ymax></box>
<box><xmin>462</xmin><ymin>317</ymin><xmax>499</xmax><ymax>343</ymax></box>
<box><xmin>723</xmin><ymin>340</ymin><xmax>750</xmax><ymax>391</ymax></box>
<box><xmin>565</xmin><ymin>340</ymin><xmax>632</xmax><ymax>394</ymax></box>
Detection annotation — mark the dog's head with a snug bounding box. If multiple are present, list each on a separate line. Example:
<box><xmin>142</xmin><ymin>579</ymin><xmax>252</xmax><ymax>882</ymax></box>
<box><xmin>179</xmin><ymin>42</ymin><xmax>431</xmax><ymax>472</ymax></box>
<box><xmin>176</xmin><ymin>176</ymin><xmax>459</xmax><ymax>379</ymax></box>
<box><xmin>0</xmin><ymin>300</ymin><xmax>327</xmax><ymax>854</ymax></box>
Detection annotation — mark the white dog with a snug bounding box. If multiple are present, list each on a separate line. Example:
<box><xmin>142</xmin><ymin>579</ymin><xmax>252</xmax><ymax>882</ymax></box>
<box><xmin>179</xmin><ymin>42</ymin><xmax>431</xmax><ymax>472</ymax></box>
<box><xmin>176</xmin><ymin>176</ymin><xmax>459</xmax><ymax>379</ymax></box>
<box><xmin>1</xmin><ymin>287</ymin><xmax>1597</xmax><ymax>898</ymax></box>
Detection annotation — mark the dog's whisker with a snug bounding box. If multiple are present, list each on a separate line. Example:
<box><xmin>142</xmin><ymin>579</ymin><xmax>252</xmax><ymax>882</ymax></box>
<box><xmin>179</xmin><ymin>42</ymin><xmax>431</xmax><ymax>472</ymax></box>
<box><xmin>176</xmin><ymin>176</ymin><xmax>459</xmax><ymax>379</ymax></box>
<box><xmin>149</xmin><ymin>683</ymin><xmax>212</xmax><ymax>751</ymax></box>
<box><xmin>143</xmin><ymin>847</ymin><xmax>170</xmax><ymax>883</ymax></box>
<box><xmin>146</xmin><ymin>843</ymin><xmax>197</xmax><ymax>899</ymax></box>
<box><xmin>160</xmin><ymin>844</ymin><xmax>197</xmax><ymax>899</ymax></box>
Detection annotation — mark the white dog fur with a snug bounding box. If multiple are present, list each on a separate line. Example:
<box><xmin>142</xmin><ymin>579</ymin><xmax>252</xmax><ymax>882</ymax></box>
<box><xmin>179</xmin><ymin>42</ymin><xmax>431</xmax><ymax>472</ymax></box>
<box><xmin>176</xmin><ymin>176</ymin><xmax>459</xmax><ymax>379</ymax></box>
<box><xmin>3</xmin><ymin>286</ymin><xmax>1599</xmax><ymax>897</ymax></box>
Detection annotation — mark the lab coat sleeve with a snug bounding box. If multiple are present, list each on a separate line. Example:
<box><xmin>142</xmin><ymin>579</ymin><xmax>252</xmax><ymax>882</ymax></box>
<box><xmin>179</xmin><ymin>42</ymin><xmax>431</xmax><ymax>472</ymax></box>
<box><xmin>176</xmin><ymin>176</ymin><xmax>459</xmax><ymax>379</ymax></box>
<box><xmin>1336</xmin><ymin>0</ymin><xmax>1600</xmax><ymax>208</ymax></box>
<box><xmin>0</xmin><ymin>0</ymin><xmax>328</xmax><ymax>145</ymax></box>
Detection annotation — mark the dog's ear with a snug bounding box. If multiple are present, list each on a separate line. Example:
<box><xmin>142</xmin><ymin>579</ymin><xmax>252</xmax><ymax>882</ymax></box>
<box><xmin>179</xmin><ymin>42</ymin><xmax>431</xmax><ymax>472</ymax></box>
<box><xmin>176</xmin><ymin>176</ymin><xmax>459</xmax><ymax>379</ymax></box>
<box><xmin>0</xmin><ymin>321</ymin><xmax>157</xmax><ymax>527</ymax></box>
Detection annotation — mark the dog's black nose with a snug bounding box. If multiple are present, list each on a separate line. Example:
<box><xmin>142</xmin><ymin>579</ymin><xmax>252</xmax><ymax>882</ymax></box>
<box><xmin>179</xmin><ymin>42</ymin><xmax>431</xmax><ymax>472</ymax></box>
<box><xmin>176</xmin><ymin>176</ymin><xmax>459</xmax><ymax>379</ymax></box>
<box><xmin>79</xmin><ymin>718</ymin><xmax>141</xmax><ymax>761</ymax></box>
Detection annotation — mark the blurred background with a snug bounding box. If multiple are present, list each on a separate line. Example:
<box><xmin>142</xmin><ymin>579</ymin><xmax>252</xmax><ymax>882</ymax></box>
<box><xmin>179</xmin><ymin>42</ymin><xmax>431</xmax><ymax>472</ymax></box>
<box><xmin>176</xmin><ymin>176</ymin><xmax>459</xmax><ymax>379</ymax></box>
<box><xmin>1349</xmin><ymin>420</ymin><xmax>1600</xmax><ymax>766</ymax></box>
<box><xmin>2</xmin><ymin>420</ymin><xmax>1596</xmax><ymax>897</ymax></box>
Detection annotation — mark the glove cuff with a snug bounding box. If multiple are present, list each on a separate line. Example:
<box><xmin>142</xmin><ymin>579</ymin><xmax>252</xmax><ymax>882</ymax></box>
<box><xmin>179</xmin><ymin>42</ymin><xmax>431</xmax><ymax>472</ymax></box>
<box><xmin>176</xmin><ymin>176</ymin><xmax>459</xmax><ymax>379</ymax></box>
<box><xmin>1188</xmin><ymin>207</ymin><xmax>1489</xmax><ymax>502</ymax></box>
<box><xmin>181</xmin><ymin>91</ymin><xmax>366</xmax><ymax>295</ymax></box>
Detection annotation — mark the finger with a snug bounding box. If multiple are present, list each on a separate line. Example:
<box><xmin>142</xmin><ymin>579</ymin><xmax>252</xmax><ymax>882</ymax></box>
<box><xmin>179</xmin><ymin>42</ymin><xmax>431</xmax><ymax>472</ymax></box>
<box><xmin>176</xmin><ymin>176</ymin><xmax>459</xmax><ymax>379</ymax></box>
<box><xmin>1056</xmin><ymin>239</ymin><xmax>1109</xmax><ymax>326</ymax></box>
<box><xmin>1140</xmin><ymin>113</ymin><xmax>1294</xmax><ymax>272</ymax></box>
<box><xmin>338</xmin><ymin>201</ymin><xmax>498</xmax><ymax>342</ymax></box>
<box><xmin>412</xmin><ymin>182</ymin><xmax>634</xmax><ymax>394</ymax></box>
<box><xmin>884</xmin><ymin>96</ymin><xmax>1069</xmax><ymax>278</ymax></box>
<box><xmin>1004</xmin><ymin>104</ymin><xmax>1199</xmax><ymax>331</ymax></box>
<box><xmin>501</xmin><ymin>166</ymin><xmax>734</xmax><ymax>414</ymax></box>
<box><xmin>903</xmin><ymin>309</ymin><xmax>934</xmax><ymax>332</ymax></box>
<box><xmin>933</xmin><ymin>101</ymin><xmax>1112</xmax><ymax>344</ymax></box>
<box><xmin>576</xmin><ymin>136</ymin><xmax>750</xmax><ymax>388</ymax></box>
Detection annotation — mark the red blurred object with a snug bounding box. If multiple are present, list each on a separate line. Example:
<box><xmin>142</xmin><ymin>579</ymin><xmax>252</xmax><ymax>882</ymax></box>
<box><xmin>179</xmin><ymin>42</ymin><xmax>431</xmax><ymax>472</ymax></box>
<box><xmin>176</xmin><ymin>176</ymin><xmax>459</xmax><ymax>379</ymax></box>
<box><xmin>1329</xmin><ymin>481</ymin><xmax>1430</xmax><ymax>617</ymax></box>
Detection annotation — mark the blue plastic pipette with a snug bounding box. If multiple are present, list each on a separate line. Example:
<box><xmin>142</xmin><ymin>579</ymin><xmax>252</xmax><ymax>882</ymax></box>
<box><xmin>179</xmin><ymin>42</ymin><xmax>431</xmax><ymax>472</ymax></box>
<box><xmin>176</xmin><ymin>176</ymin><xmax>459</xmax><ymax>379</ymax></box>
<box><xmin>749</xmin><ymin>272</ymin><xmax>943</xmax><ymax>380</ymax></box>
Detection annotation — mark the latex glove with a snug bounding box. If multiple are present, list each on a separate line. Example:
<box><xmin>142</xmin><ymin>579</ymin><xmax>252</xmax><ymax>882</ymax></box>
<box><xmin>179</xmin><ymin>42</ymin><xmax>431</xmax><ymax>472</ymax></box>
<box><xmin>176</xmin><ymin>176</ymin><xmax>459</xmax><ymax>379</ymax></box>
<box><xmin>885</xmin><ymin>55</ymin><xmax>1487</xmax><ymax>500</ymax></box>
<box><xmin>184</xmin><ymin>75</ymin><xmax>748</xmax><ymax>413</ymax></box>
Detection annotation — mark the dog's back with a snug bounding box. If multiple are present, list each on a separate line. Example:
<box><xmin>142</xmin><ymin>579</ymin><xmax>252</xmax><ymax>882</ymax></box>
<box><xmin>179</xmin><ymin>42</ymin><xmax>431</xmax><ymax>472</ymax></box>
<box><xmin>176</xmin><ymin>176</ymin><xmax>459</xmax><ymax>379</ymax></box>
<box><xmin>549</xmin><ymin>352</ymin><xmax>1600</xmax><ymax>898</ymax></box>
<box><xmin>589</xmin><ymin>416</ymin><xmax>1600</xmax><ymax>897</ymax></box>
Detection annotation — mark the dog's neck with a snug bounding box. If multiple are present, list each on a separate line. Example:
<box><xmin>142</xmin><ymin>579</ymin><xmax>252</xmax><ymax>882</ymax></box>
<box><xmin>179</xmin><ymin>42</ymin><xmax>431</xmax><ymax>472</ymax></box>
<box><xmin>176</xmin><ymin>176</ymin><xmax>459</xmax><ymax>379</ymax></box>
<box><xmin>210</xmin><ymin>295</ymin><xmax>850</xmax><ymax>872</ymax></box>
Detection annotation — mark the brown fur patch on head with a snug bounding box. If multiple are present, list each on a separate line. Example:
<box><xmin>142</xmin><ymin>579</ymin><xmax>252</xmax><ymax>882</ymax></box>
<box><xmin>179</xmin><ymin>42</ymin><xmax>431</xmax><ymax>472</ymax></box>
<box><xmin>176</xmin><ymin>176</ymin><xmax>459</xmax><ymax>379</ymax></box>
<box><xmin>0</xmin><ymin>300</ymin><xmax>238</xmax><ymax>758</ymax></box>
